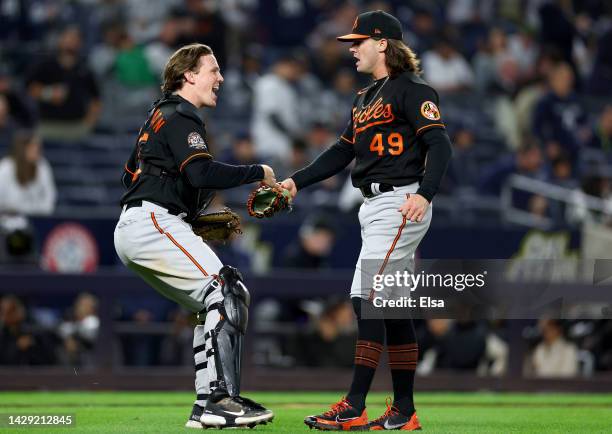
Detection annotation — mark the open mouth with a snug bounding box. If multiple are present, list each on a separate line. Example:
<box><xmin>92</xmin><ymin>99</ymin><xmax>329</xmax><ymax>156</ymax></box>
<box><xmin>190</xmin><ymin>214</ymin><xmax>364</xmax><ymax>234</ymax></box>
<box><xmin>212</xmin><ymin>85</ymin><xmax>220</xmax><ymax>95</ymax></box>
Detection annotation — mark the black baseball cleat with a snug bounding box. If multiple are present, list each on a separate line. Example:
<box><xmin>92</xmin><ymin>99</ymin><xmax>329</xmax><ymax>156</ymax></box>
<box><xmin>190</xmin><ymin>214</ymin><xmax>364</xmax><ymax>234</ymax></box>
<box><xmin>201</xmin><ymin>393</ymin><xmax>274</xmax><ymax>428</ymax></box>
<box><xmin>185</xmin><ymin>403</ymin><xmax>205</xmax><ymax>429</ymax></box>
<box><xmin>366</xmin><ymin>398</ymin><xmax>421</xmax><ymax>431</ymax></box>
<box><xmin>304</xmin><ymin>396</ymin><xmax>368</xmax><ymax>431</ymax></box>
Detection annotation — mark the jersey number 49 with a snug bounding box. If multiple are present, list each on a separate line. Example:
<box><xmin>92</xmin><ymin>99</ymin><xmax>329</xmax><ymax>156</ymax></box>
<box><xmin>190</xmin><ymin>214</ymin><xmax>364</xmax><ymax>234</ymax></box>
<box><xmin>369</xmin><ymin>133</ymin><xmax>404</xmax><ymax>156</ymax></box>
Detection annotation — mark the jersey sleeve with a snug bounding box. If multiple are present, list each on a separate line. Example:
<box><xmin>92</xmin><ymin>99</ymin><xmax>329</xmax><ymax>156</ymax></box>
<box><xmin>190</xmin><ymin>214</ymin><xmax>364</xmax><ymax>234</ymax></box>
<box><xmin>339</xmin><ymin>113</ymin><xmax>355</xmax><ymax>145</ymax></box>
<box><xmin>403</xmin><ymin>84</ymin><xmax>445</xmax><ymax>136</ymax></box>
<box><xmin>165</xmin><ymin>115</ymin><xmax>213</xmax><ymax>173</ymax></box>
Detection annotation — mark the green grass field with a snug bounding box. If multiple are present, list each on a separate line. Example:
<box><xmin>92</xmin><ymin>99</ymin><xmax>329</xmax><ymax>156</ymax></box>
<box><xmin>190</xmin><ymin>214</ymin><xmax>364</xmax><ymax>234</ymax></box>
<box><xmin>1</xmin><ymin>391</ymin><xmax>612</xmax><ymax>433</ymax></box>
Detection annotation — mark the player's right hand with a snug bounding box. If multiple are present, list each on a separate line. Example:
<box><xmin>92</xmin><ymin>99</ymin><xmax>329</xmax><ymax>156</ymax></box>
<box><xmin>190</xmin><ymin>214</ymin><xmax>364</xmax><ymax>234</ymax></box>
<box><xmin>280</xmin><ymin>178</ymin><xmax>297</xmax><ymax>199</ymax></box>
<box><xmin>261</xmin><ymin>164</ymin><xmax>277</xmax><ymax>187</ymax></box>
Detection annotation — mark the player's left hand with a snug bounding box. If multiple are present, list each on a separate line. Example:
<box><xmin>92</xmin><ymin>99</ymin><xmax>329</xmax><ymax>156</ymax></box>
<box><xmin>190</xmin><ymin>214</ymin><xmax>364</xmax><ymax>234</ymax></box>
<box><xmin>399</xmin><ymin>193</ymin><xmax>429</xmax><ymax>223</ymax></box>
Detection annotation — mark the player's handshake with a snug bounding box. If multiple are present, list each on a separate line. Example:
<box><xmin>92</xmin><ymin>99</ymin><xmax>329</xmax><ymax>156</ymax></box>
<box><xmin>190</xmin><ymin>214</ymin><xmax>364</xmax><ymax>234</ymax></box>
<box><xmin>279</xmin><ymin>178</ymin><xmax>297</xmax><ymax>199</ymax></box>
<box><xmin>260</xmin><ymin>164</ymin><xmax>277</xmax><ymax>187</ymax></box>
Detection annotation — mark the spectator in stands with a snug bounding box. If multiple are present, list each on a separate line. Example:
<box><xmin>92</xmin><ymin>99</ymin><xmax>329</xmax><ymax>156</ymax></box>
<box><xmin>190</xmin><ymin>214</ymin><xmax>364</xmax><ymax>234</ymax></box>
<box><xmin>89</xmin><ymin>21</ymin><xmax>126</xmax><ymax>79</ymax></box>
<box><xmin>283</xmin><ymin>215</ymin><xmax>336</xmax><ymax>269</ymax></box>
<box><xmin>257</xmin><ymin>0</ymin><xmax>320</xmax><ymax>50</ymax></box>
<box><xmin>417</xmin><ymin>319</ymin><xmax>487</xmax><ymax>373</ymax></box>
<box><xmin>113</xmin><ymin>30</ymin><xmax>159</xmax><ymax>90</ymax></box>
<box><xmin>513</xmin><ymin>49</ymin><xmax>564</xmax><ymax>148</ymax></box>
<box><xmin>160</xmin><ymin>308</ymin><xmax>193</xmax><ymax>366</ymax></box>
<box><xmin>251</xmin><ymin>53</ymin><xmax>304</xmax><ymax>169</ymax></box>
<box><xmin>217</xmin><ymin>44</ymin><xmax>263</xmax><ymax>119</ymax></box>
<box><xmin>0</xmin><ymin>94</ymin><xmax>18</xmax><ymax>151</ymax></box>
<box><xmin>123</xmin><ymin>0</ymin><xmax>182</xmax><ymax>45</ymax></box>
<box><xmin>57</xmin><ymin>293</ymin><xmax>100</xmax><ymax>366</ymax></box>
<box><xmin>404</xmin><ymin>8</ymin><xmax>438</xmax><ymax>54</ymax></box>
<box><xmin>293</xmin><ymin>299</ymin><xmax>355</xmax><ymax>367</ymax></box>
<box><xmin>586</xmin><ymin>105</ymin><xmax>612</xmax><ymax>156</ymax></box>
<box><xmin>588</xmin><ymin>28</ymin><xmax>612</xmax><ymax>96</ymax></box>
<box><xmin>182</xmin><ymin>0</ymin><xmax>229</xmax><ymax>70</ymax></box>
<box><xmin>537</xmin><ymin>4</ymin><xmax>576</xmax><ymax>70</ymax></box>
<box><xmin>531</xmin><ymin>319</ymin><xmax>579</xmax><ymax>378</ymax></box>
<box><xmin>532</xmin><ymin>62</ymin><xmax>588</xmax><ymax>160</ymax></box>
<box><xmin>478</xmin><ymin>142</ymin><xmax>544</xmax><ymax>196</ymax></box>
<box><xmin>318</xmin><ymin>69</ymin><xmax>356</xmax><ymax>131</ymax></box>
<box><xmin>0</xmin><ymin>67</ymin><xmax>37</xmax><ymax>129</ymax></box>
<box><xmin>473</xmin><ymin>27</ymin><xmax>522</xmax><ymax>94</ymax></box>
<box><xmin>0</xmin><ymin>130</ymin><xmax>56</xmax><ymax>216</ymax></box>
<box><xmin>442</xmin><ymin>126</ymin><xmax>479</xmax><ymax>192</ymax></box>
<box><xmin>550</xmin><ymin>154</ymin><xmax>577</xmax><ymax>188</ymax></box>
<box><xmin>26</xmin><ymin>26</ymin><xmax>101</xmax><ymax>142</ymax></box>
<box><xmin>0</xmin><ymin>295</ymin><xmax>56</xmax><ymax>365</ymax></box>
<box><xmin>221</xmin><ymin>132</ymin><xmax>258</xmax><ymax>166</ymax></box>
<box><xmin>422</xmin><ymin>37</ymin><xmax>474</xmax><ymax>93</ymax></box>
<box><xmin>144</xmin><ymin>16</ymin><xmax>183</xmax><ymax>77</ymax></box>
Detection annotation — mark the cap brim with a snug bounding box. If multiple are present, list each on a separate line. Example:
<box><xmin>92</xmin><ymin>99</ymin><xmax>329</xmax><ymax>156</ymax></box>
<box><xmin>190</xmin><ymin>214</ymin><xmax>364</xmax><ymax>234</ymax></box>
<box><xmin>337</xmin><ymin>33</ymin><xmax>370</xmax><ymax>41</ymax></box>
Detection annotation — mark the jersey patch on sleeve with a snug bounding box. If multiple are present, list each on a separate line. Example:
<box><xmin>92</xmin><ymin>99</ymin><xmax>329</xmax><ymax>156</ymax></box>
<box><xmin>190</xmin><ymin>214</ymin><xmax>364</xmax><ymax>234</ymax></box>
<box><xmin>420</xmin><ymin>101</ymin><xmax>441</xmax><ymax>121</ymax></box>
<box><xmin>188</xmin><ymin>132</ymin><xmax>208</xmax><ymax>150</ymax></box>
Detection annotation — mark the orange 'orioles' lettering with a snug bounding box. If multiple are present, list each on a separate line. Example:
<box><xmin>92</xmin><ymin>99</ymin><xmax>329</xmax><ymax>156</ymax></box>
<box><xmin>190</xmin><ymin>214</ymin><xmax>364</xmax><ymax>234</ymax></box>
<box><xmin>353</xmin><ymin>98</ymin><xmax>394</xmax><ymax>135</ymax></box>
<box><xmin>369</xmin><ymin>133</ymin><xmax>404</xmax><ymax>157</ymax></box>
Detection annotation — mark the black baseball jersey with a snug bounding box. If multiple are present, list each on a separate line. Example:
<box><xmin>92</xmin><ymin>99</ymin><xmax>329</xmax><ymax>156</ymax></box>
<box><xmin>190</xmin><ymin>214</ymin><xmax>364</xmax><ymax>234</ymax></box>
<box><xmin>121</xmin><ymin>94</ymin><xmax>214</xmax><ymax>217</ymax></box>
<box><xmin>342</xmin><ymin>71</ymin><xmax>445</xmax><ymax>187</ymax></box>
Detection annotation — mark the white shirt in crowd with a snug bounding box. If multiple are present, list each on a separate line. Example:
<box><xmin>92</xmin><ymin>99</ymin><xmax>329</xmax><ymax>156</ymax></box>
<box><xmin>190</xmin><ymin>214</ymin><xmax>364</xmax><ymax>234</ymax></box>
<box><xmin>422</xmin><ymin>51</ymin><xmax>475</xmax><ymax>92</ymax></box>
<box><xmin>0</xmin><ymin>157</ymin><xmax>57</xmax><ymax>216</ymax></box>
<box><xmin>532</xmin><ymin>337</ymin><xmax>579</xmax><ymax>378</ymax></box>
<box><xmin>251</xmin><ymin>73</ymin><xmax>301</xmax><ymax>163</ymax></box>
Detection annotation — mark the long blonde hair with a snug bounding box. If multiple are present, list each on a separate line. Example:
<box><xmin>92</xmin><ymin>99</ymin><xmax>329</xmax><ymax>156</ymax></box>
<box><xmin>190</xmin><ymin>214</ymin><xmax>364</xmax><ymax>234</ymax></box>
<box><xmin>385</xmin><ymin>39</ymin><xmax>422</xmax><ymax>77</ymax></box>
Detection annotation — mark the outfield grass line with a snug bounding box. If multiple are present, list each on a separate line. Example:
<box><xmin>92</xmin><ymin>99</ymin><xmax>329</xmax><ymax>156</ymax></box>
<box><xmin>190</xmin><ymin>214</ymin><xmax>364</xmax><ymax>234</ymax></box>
<box><xmin>5</xmin><ymin>401</ymin><xmax>612</xmax><ymax>409</ymax></box>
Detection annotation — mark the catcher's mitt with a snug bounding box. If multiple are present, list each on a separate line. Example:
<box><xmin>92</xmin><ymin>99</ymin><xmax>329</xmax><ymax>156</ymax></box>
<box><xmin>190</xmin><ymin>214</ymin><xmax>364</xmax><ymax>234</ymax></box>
<box><xmin>247</xmin><ymin>185</ymin><xmax>292</xmax><ymax>219</ymax></box>
<box><xmin>191</xmin><ymin>208</ymin><xmax>242</xmax><ymax>242</ymax></box>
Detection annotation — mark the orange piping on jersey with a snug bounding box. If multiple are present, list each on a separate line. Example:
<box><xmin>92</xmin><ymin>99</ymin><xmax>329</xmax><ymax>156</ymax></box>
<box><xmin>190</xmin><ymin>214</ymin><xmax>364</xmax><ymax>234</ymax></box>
<box><xmin>340</xmin><ymin>135</ymin><xmax>354</xmax><ymax>144</ymax></box>
<box><xmin>131</xmin><ymin>168</ymin><xmax>142</xmax><ymax>182</ymax></box>
<box><xmin>368</xmin><ymin>213</ymin><xmax>408</xmax><ymax>301</ymax></box>
<box><xmin>354</xmin><ymin>116</ymin><xmax>395</xmax><ymax>134</ymax></box>
<box><xmin>415</xmin><ymin>123</ymin><xmax>445</xmax><ymax>136</ymax></box>
<box><xmin>139</xmin><ymin>132</ymin><xmax>149</xmax><ymax>143</ymax></box>
<box><xmin>152</xmin><ymin>119</ymin><xmax>165</xmax><ymax>133</ymax></box>
<box><xmin>150</xmin><ymin>212</ymin><xmax>209</xmax><ymax>276</ymax></box>
<box><xmin>124</xmin><ymin>164</ymin><xmax>135</xmax><ymax>176</ymax></box>
<box><xmin>179</xmin><ymin>152</ymin><xmax>213</xmax><ymax>172</ymax></box>
<box><xmin>150</xmin><ymin>109</ymin><xmax>162</xmax><ymax>125</ymax></box>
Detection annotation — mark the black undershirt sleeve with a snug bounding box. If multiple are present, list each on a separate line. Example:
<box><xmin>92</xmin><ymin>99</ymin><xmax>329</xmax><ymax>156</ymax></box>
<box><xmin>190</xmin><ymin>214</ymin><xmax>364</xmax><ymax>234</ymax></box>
<box><xmin>416</xmin><ymin>128</ymin><xmax>453</xmax><ymax>202</ymax></box>
<box><xmin>183</xmin><ymin>158</ymin><xmax>264</xmax><ymax>189</ymax></box>
<box><xmin>291</xmin><ymin>138</ymin><xmax>355</xmax><ymax>190</ymax></box>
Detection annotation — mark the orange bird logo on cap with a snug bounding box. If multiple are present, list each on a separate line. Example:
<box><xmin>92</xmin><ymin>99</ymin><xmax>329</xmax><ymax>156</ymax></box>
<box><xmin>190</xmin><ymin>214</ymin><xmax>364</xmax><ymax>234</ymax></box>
<box><xmin>352</xmin><ymin>16</ymin><xmax>358</xmax><ymax>31</ymax></box>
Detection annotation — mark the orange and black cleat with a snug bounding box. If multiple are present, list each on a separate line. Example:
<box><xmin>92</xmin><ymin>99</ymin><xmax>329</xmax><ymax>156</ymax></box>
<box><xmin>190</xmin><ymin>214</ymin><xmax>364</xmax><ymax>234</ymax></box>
<box><xmin>304</xmin><ymin>397</ymin><xmax>368</xmax><ymax>431</ymax></box>
<box><xmin>367</xmin><ymin>398</ymin><xmax>421</xmax><ymax>431</ymax></box>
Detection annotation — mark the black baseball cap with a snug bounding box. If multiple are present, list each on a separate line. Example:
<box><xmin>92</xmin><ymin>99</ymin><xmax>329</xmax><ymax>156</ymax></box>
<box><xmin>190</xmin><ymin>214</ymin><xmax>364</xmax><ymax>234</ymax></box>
<box><xmin>337</xmin><ymin>10</ymin><xmax>403</xmax><ymax>42</ymax></box>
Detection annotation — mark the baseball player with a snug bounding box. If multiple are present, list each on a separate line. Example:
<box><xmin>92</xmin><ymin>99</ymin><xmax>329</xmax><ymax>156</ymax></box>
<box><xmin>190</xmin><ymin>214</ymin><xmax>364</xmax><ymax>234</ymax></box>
<box><xmin>281</xmin><ymin>11</ymin><xmax>452</xmax><ymax>431</ymax></box>
<box><xmin>113</xmin><ymin>43</ymin><xmax>275</xmax><ymax>429</ymax></box>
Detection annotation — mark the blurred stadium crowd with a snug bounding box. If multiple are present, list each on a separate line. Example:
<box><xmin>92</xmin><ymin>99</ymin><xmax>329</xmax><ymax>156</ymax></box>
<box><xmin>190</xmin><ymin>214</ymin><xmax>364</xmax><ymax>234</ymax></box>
<box><xmin>1</xmin><ymin>0</ymin><xmax>612</xmax><ymax>379</ymax></box>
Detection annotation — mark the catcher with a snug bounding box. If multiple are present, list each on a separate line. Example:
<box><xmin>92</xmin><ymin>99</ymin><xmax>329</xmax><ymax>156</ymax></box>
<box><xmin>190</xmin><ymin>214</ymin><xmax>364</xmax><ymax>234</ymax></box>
<box><xmin>114</xmin><ymin>44</ymin><xmax>276</xmax><ymax>429</ymax></box>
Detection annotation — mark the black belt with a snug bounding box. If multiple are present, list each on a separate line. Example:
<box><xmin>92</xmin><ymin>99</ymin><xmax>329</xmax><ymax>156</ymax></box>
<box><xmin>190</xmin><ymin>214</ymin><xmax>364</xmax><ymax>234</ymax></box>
<box><xmin>359</xmin><ymin>183</ymin><xmax>394</xmax><ymax>198</ymax></box>
<box><xmin>141</xmin><ymin>163</ymin><xmax>178</xmax><ymax>179</ymax></box>
<box><xmin>124</xmin><ymin>200</ymin><xmax>183</xmax><ymax>216</ymax></box>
